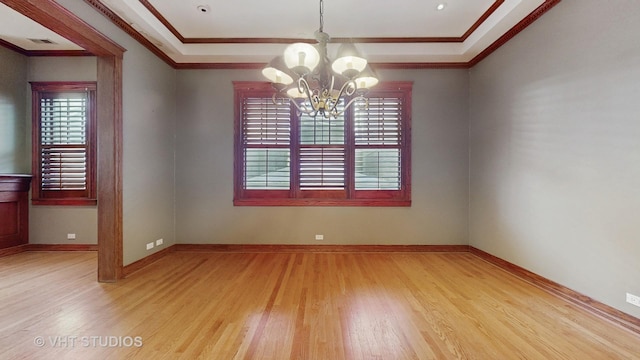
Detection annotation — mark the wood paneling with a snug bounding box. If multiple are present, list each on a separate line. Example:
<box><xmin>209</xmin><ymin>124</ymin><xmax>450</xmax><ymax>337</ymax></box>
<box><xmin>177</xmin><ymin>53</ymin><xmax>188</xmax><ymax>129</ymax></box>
<box><xmin>1</xmin><ymin>251</ymin><xmax>638</xmax><ymax>359</ymax></box>
<box><xmin>0</xmin><ymin>175</ymin><xmax>31</xmax><ymax>249</ymax></box>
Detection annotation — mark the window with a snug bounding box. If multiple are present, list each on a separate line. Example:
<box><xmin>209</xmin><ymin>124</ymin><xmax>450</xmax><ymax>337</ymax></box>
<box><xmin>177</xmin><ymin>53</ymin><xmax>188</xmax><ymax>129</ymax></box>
<box><xmin>31</xmin><ymin>82</ymin><xmax>97</xmax><ymax>206</ymax></box>
<box><xmin>234</xmin><ymin>81</ymin><xmax>412</xmax><ymax>206</ymax></box>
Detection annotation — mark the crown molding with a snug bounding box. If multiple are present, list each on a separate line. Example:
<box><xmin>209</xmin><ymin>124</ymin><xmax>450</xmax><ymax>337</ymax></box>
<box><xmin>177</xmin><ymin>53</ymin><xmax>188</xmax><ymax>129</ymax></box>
<box><xmin>138</xmin><ymin>0</ymin><xmax>504</xmax><ymax>45</ymax></box>
<box><xmin>0</xmin><ymin>0</ymin><xmax>558</xmax><ymax>70</ymax></box>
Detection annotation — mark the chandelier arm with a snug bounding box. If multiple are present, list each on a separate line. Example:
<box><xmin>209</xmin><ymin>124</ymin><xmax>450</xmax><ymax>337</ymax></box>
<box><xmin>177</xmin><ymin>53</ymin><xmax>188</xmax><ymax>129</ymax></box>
<box><xmin>271</xmin><ymin>92</ymin><xmax>317</xmax><ymax>117</ymax></box>
<box><xmin>298</xmin><ymin>77</ymin><xmax>322</xmax><ymax>112</ymax></box>
<box><xmin>324</xmin><ymin>79</ymin><xmax>358</xmax><ymax>115</ymax></box>
<box><xmin>289</xmin><ymin>96</ymin><xmax>315</xmax><ymax>115</ymax></box>
<box><xmin>328</xmin><ymin>95</ymin><xmax>366</xmax><ymax>118</ymax></box>
<box><xmin>271</xmin><ymin>93</ymin><xmax>286</xmax><ymax>106</ymax></box>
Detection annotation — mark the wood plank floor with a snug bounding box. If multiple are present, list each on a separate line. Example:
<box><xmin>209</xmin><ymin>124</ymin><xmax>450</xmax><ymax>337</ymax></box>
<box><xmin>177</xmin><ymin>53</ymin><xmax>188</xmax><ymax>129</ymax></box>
<box><xmin>0</xmin><ymin>251</ymin><xmax>638</xmax><ymax>359</ymax></box>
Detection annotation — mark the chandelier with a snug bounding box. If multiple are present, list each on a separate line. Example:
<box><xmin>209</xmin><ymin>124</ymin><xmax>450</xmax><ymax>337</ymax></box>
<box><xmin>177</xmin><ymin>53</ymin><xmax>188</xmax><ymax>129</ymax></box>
<box><xmin>261</xmin><ymin>0</ymin><xmax>379</xmax><ymax>119</ymax></box>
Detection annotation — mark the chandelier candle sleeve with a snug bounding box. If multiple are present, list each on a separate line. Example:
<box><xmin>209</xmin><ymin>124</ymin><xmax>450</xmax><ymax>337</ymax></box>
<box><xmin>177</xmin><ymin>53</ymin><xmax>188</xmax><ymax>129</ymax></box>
<box><xmin>283</xmin><ymin>43</ymin><xmax>320</xmax><ymax>75</ymax></box>
<box><xmin>332</xmin><ymin>43</ymin><xmax>368</xmax><ymax>78</ymax></box>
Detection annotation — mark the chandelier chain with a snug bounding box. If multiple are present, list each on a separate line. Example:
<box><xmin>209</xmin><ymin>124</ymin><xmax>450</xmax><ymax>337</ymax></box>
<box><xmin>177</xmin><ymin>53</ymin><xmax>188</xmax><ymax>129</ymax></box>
<box><xmin>319</xmin><ymin>0</ymin><xmax>324</xmax><ymax>32</ymax></box>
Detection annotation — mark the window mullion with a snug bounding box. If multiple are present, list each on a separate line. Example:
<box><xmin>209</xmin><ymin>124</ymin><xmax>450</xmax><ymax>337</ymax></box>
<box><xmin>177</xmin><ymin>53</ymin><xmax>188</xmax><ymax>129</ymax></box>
<box><xmin>345</xmin><ymin>96</ymin><xmax>355</xmax><ymax>199</ymax></box>
<box><xmin>290</xmin><ymin>101</ymin><xmax>301</xmax><ymax>198</ymax></box>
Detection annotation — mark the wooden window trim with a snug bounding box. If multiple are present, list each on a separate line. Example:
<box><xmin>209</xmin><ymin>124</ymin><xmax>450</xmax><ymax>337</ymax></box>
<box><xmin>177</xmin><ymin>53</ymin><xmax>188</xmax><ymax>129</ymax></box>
<box><xmin>31</xmin><ymin>82</ymin><xmax>97</xmax><ymax>206</ymax></box>
<box><xmin>233</xmin><ymin>81</ymin><xmax>412</xmax><ymax>207</ymax></box>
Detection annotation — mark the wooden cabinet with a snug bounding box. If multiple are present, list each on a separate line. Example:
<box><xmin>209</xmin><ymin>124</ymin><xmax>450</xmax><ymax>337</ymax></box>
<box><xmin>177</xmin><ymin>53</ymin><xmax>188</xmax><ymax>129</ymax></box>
<box><xmin>0</xmin><ymin>175</ymin><xmax>31</xmax><ymax>249</ymax></box>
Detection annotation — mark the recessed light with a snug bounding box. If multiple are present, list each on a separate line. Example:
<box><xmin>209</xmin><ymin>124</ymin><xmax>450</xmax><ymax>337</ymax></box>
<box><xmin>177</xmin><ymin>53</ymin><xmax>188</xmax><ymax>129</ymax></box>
<box><xmin>436</xmin><ymin>3</ymin><xmax>447</xmax><ymax>11</ymax></box>
<box><xmin>196</xmin><ymin>5</ymin><xmax>210</xmax><ymax>13</ymax></box>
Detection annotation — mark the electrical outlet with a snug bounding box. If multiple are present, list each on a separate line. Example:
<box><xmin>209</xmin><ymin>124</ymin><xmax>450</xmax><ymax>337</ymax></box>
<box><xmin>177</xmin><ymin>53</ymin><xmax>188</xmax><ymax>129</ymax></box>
<box><xmin>67</xmin><ymin>233</ymin><xmax>76</xmax><ymax>240</ymax></box>
<box><xmin>146</xmin><ymin>242</ymin><xmax>154</xmax><ymax>250</ymax></box>
<box><xmin>315</xmin><ymin>234</ymin><xmax>324</xmax><ymax>240</ymax></box>
<box><xmin>627</xmin><ymin>293</ymin><xmax>640</xmax><ymax>307</ymax></box>
<box><xmin>156</xmin><ymin>238</ymin><xmax>163</xmax><ymax>246</ymax></box>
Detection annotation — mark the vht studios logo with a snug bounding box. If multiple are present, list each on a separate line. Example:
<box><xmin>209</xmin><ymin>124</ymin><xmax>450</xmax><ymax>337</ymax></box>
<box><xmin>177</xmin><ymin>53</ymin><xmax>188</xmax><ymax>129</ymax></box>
<box><xmin>34</xmin><ymin>336</ymin><xmax>143</xmax><ymax>348</ymax></box>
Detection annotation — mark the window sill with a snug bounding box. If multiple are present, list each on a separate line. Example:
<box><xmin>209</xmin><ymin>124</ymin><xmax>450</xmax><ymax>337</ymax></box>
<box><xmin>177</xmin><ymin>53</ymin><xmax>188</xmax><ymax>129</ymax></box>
<box><xmin>234</xmin><ymin>198</ymin><xmax>411</xmax><ymax>207</ymax></box>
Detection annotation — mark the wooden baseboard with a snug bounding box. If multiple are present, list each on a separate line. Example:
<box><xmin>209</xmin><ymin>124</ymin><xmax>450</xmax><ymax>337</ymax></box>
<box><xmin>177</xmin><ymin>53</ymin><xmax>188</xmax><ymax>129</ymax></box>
<box><xmin>0</xmin><ymin>244</ymin><xmax>30</xmax><ymax>257</ymax></box>
<box><xmin>122</xmin><ymin>245</ymin><xmax>176</xmax><ymax>278</ymax></box>
<box><xmin>469</xmin><ymin>246</ymin><xmax>640</xmax><ymax>336</ymax></box>
<box><xmin>27</xmin><ymin>244</ymin><xmax>98</xmax><ymax>251</ymax></box>
<box><xmin>174</xmin><ymin>244</ymin><xmax>470</xmax><ymax>253</ymax></box>
<box><xmin>0</xmin><ymin>243</ymin><xmax>97</xmax><ymax>257</ymax></box>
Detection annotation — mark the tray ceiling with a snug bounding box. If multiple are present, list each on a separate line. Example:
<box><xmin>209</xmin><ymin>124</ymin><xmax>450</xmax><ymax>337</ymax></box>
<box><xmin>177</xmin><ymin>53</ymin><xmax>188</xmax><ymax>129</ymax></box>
<box><xmin>0</xmin><ymin>0</ymin><xmax>556</xmax><ymax>66</ymax></box>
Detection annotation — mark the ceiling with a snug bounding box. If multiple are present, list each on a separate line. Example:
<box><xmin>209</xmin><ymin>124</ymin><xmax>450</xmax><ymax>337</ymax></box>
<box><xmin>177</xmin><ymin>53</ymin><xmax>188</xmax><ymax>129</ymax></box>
<box><xmin>0</xmin><ymin>3</ymin><xmax>83</xmax><ymax>52</ymax></box>
<box><xmin>0</xmin><ymin>0</ymin><xmax>554</xmax><ymax>66</ymax></box>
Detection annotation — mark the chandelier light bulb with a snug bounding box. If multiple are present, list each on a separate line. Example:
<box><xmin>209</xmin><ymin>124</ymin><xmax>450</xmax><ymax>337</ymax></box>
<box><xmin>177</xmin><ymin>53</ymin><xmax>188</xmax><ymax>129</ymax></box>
<box><xmin>332</xmin><ymin>43</ymin><xmax>367</xmax><ymax>79</ymax></box>
<box><xmin>262</xmin><ymin>56</ymin><xmax>293</xmax><ymax>86</ymax></box>
<box><xmin>283</xmin><ymin>43</ymin><xmax>320</xmax><ymax>75</ymax></box>
<box><xmin>297</xmin><ymin>52</ymin><xmax>306</xmax><ymax>67</ymax></box>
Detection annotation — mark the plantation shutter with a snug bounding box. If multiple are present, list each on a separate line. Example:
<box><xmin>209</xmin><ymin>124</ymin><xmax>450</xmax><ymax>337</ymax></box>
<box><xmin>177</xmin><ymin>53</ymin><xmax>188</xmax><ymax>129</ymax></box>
<box><xmin>299</xmin><ymin>108</ymin><xmax>345</xmax><ymax>191</ymax></box>
<box><xmin>242</xmin><ymin>97</ymin><xmax>291</xmax><ymax>189</ymax></box>
<box><xmin>299</xmin><ymin>147</ymin><xmax>345</xmax><ymax>189</ymax></box>
<box><xmin>233</xmin><ymin>81</ymin><xmax>411</xmax><ymax>206</ymax></box>
<box><xmin>39</xmin><ymin>92</ymin><xmax>89</xmax><ymax>192</ymax></box>
<box><xmin>354</xmin><ymin>96</ymin><xmax>403</xmax><ymax>190</ymax></box>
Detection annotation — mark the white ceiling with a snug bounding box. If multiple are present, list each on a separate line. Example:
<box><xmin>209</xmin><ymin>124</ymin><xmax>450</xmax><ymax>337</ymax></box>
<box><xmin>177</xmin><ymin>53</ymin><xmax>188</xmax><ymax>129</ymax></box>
<box><xmin>0</xmin><ymin>0</ymin><xmax>548</xmax><ymax>65</ymax></box>
<box><xmin>0</xmin><ymin>3</ymin><xmax>82</xmax><ymax>51</ymax></box>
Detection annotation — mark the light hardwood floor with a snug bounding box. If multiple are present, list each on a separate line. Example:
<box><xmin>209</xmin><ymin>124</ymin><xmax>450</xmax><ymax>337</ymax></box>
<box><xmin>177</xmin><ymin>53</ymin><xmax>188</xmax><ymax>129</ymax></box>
<box><xmin>0</xmin><ymin>251</ymin><xmax>638</xmax><ymax>359</ymax></box>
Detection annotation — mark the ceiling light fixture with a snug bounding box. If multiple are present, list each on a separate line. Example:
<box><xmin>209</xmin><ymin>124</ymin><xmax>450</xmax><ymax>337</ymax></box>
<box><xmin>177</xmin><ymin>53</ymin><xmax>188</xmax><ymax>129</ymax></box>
<box><xmin>436</xmin><ymin>3</ymin><xmax>447</xmax><ymax>11</ymax></box>
<box><xmin>196</xmin><ymin>5</ymin><xmax>210</xmax><ymax>13</ymax></box>
<box><xmin>262</xmin><ymin>0</ymin><xmax>378</xmax><ymax>119</ymax></box>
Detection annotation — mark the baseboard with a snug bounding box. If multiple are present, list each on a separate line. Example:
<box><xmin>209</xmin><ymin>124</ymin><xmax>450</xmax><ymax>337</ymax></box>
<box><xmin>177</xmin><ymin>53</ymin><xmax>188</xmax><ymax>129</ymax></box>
<box><xmin>121</xmin><ymin>244</ymin><xmax>468</xmax><ymax>278</ymax></box>
<box><xmin>122</xmin><ymin>245</ymin><xmax>176</xmax><ymax>278</ymax></box>
<box><xmin>469</xmin><ymin>246</ymin><xmax>640</xmax><ymax>336</ymax></box>
<box><xmin>0</xmin><ymin>244</ymin><xmax>30</xmax><ymax>257</ymax></box>
<box><xmin>0</xmin><ymin>243</ymin><xmax>97</xmax><ymax>257</ymax></box>
<box><xmin>174</xmin><ymin>244</ymin><xmax>470</xmax><ymax>253</ymax></box>
<box><xmin>27</xmin><ymin>244</ymin><xmax>98</xmax><ymax>251</ymax></box>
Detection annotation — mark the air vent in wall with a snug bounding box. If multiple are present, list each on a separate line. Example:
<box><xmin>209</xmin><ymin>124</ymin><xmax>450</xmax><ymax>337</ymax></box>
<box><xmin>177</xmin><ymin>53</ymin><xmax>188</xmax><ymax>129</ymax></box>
<box><xmin>28</xmin><ymin>39</ymin><xmax>56</xmax><ymax>44</ymax></box>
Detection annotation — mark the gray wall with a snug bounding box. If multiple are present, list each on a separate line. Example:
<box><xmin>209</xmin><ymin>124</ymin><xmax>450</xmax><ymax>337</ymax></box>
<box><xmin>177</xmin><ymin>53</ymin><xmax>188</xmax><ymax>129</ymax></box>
<box><xmin>469</xmin><ymin>0</ymin><xmax>640</xmax><ymax>317</ymax></box>
<box><xmin>41</xmin><ymin>0</ymin><xmax>177</xmax><ymax>264</ymax></box>
<box><xmin>0</xmin><ymin>46</ymin><xmax>28</xmax><ymax>173</ymax></box>
<box><xmin>27</xmin><ymin>57</ymin><xmax>98</xmax><ymax>245</ymax></box>
<box><xmin>175</xmin><ymin>69</ymin><xmax>469</xmax><ymax>245</ymax></box>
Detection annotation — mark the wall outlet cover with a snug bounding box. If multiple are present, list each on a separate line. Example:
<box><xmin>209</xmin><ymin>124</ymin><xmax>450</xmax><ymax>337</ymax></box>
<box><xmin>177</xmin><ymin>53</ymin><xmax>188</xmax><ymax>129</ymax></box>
<box><xmin>146</xmin><ymin>242</ymin><xmax>154</xmax><ymax>250</ymax></box>
<box><xmin>627</xmin><ymin>293</ymin><xmax>640</xmax><ymax>307</ymax></box>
